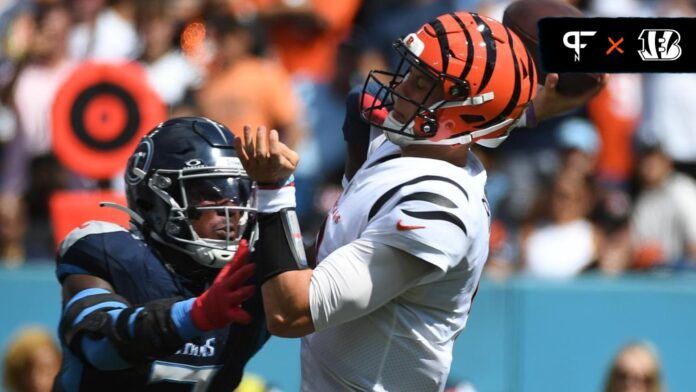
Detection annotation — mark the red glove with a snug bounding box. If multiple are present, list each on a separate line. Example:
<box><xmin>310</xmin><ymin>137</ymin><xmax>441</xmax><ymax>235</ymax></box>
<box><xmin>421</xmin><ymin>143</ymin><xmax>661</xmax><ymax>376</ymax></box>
<box><xmin>190</xmin><ymin>240</ymin><xmax>256</xmax><ymax>331</ymax></box>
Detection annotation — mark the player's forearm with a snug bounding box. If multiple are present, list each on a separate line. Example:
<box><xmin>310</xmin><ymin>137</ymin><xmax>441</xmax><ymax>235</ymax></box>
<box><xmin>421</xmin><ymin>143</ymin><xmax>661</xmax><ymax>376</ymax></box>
<box><xmin>261</xmin><ymin>269</ymin><xmax>314</xmax><ymax>337</ymax></box>
<box><xmin>59</xmin><ymin>287</ymin><xmax>204</xmax><ymax>369</ymax></box>
<box><xmin>251</xmin><ymin>187</ymin><xmax>312</xmax><ymax>336</ymax></box>
<box><xmin>531</xmin><ymin>73</ymin><xmax>607</xmax><ymax>122</ymax></box>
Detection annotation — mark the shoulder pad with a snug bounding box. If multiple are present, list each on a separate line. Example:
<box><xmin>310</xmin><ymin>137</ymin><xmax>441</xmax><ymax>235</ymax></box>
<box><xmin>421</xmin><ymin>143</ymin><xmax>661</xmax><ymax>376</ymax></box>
<box><xmin>56</xmin><ymin>221</ymin><xmax>132</xmax><ymax>283</ymax></box>
<box><xmin>58</xmin><ymin>221</ymin><xmax>128</xmax><ymax>258</ymax></box>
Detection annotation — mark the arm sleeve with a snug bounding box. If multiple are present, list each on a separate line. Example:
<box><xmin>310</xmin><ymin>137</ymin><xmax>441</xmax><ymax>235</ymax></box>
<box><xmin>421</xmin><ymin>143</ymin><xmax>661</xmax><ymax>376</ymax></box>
<box><xmin>309</xmin><ymin>238</ymin><xmax>438</xmax><ymax>331</ymax></box>
<box><xmin>61</xmin><ymin>289</ymin><xmax>202</xmax><ymax>370</ymax></box>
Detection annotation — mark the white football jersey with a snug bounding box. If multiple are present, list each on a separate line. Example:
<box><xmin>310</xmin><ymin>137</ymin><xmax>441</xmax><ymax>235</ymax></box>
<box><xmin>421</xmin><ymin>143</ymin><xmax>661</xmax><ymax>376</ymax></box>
<box><xmin>301</xmin><ymin>134</ymin><xmax>491</xmax><ymax>391</ymax></box>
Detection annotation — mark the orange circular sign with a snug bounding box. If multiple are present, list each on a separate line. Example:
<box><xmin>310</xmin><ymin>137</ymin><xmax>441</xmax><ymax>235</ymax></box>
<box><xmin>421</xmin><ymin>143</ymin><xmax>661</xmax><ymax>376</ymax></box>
<box><xmin>52</xmin><ymin>62</ymin><xmax>166</xmax><ymax>179</ymax></box>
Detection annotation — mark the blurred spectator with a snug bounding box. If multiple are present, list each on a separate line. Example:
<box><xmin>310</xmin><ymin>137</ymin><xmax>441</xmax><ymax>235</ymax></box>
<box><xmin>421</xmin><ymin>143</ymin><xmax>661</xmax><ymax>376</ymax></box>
<box><xmin>68</xmin><ymin>0</ymin><xmax>139</xmax><ymax>61</ymax></box>
<box><xmin>237</xmin><ymin>373</ymin><xmax>282</xmax><ymax>392</ymax></box>
<box><xmin>2</xmin><ymin>326</ymin><xmax>61</xmax><ymax>392</ymax></box>
<box><xmin>587</xmin><ymin>74</ymin><xmax>642</xmax><ymax>186</ymax></box>
<box><xmin>0</xmin><ymin>1</ymin><xmax>35</xmax><ymax>100</ymax></box>
<box><xmin>9</xmin><ymin>3</ymin><xmax>73</xmax><ymax>163</ymax></box>
<box><xmin>593</xmin><ymin>187</ymin><xmax>633</xmax><ymax>275</ymax></box>
<box><xmin>491</xmin><ymin>117</ymin><xmax>573</xmax><ymax>226</ymax></box>
<box><xmin>603</xmin><ymin>341</ymin><xmax>664</xmax><ymax>392</ymax></box>
<box><xmin>197</xmin><ymin>16</ymin><xmax>304</xmax><ymax>147</ymax></box>
<box><xmin>487</xmin><ymin>117</ymin><xmax>604</xmax><ymax>278</ymax></box>
<box><xmin>242</xmin><ymin>0</ymin><xmax>362</xmax><ymax>82</ymax></box>
<box><xmin>0</xmin><ymin>2</ymin><xmax>75</xmax><ymax>262</ymax></box>
<box><xmin>557</xmin><ymin>117</ymin><xmax>601</xmax><ymax>178</ymax></box>
<box><xmin>640</xmin><ymin>0</ymin><xmax>696</xmax><ymax>178</ymax></box>
<box><xmin>630</xmin><ymin>143</ymin><xmax>696</xmax><ymax>268</ymax></box>
<box><xmin>138</xmin><ymin>1</ymin><xmax>202</xmax><ymax>107</ymax></box>
<box><xmin>521</xmin><ymin>173</ymin><xmax>601</xmax><ymax>278</ymax></box>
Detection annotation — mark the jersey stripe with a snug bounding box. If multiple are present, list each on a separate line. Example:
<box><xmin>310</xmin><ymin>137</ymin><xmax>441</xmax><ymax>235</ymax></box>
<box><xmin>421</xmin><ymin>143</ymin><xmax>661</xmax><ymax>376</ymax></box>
<box><xmin>396</xmin><ymin>192</ymin><xmax>458</xmax><ymax>209</ymax></box>
<box><xmin>366</xmin><ymin>154</ymin><xmax>401</xmax><ymax>170</ymax></box>
<box><xmin>368</xmin><ymin>175</ymin><xmax>468</xmax><ymax>221</ymax></box>
<box><xmin>61</xmin><ymin>292</ymin><xmax>129</xmax><ymax>333</ymax></box>
<box><xmin>402</xmin><ymin>209</ymin><xmax>468</xmax><ymax>235</ymax></box>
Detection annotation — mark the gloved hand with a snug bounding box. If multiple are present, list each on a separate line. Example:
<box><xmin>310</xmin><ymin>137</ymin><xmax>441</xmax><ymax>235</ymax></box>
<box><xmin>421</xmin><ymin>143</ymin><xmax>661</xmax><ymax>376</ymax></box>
<box><xmin>189</xmin><ymin>240</ymin><xmax>256</xmax><ymax>331</ymax></box>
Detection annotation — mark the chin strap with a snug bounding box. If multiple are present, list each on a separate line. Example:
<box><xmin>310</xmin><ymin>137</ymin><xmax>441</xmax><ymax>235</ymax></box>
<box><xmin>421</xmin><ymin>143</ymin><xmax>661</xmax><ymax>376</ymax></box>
<box><xmin>385</xmin><ymin>117</ymin><xmax>515</xmax><ymax>147</ymax></box>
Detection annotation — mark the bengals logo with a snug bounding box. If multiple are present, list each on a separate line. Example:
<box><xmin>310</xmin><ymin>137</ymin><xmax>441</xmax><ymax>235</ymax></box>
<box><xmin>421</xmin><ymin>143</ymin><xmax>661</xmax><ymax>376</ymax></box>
<box><xmin>638</xmin><ymin>29</ymin><xmax>682</xmax><ymax>61</ymax></box>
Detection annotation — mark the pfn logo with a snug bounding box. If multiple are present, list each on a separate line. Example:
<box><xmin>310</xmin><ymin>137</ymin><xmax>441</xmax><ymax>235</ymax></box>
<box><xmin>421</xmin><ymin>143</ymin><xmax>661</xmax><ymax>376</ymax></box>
<box><xmin>638</xmin><ymin>29</ymin><xmax>682</xmax><ymax>61</ymax></box>
<box><xmin>563</xmin><ymin>31</ymin><xmax>597</xmax><ymax>61</ymax></box>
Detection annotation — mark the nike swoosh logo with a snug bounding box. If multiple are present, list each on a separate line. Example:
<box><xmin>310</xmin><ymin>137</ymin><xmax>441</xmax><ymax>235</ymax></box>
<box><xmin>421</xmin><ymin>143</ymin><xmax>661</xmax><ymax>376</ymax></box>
<box><xmin>396</xmin><ymin>219</ymin><xmax>426</xmax><ymax>231</ymax></box>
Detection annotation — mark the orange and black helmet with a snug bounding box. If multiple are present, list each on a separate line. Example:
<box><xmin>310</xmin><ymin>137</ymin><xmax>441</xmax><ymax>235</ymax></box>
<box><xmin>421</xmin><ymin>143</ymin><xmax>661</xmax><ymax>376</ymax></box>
<box><xmin>361</xmin><ymin>11</ymin><xmax>538</xmax><ymax>147</ymax></box>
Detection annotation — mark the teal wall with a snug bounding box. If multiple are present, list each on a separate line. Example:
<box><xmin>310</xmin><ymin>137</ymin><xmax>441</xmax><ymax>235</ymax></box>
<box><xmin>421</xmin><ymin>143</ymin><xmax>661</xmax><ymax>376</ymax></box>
<box><xmin>2</xmin><ymin>264</ymin><xmax>695</xmax><ymax>392</ymax></box>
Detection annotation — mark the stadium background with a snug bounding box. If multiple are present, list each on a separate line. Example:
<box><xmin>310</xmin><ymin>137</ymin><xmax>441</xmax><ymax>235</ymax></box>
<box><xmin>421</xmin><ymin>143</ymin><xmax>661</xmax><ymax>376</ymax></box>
<box><xmin>1</xmin><ymin>0</ymin><xmax>696</xmax><ymax>391</ymax></box>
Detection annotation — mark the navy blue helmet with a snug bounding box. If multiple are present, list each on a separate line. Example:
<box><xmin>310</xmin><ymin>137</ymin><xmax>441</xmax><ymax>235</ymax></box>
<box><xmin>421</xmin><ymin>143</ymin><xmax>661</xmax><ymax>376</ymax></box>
<box><xmin>122</xmin><ymin>117</ymin><xmax>257</xmax><ymax>268</ymax></box>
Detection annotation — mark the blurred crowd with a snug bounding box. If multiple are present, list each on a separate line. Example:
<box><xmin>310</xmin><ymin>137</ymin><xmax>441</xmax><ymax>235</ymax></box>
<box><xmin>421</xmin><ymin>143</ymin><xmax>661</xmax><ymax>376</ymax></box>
<box><xmin>2</xmin><ymin>325</ymin><xmax>666</xmax><ymax>392</ymax></box>
<box><xmin>0</xmin><ymin>0</ymin><xmax>695</xmax><ymax>281</ymax></box>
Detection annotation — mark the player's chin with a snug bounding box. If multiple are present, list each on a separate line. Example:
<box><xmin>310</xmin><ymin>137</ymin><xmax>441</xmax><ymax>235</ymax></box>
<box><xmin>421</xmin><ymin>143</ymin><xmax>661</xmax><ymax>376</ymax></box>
<box><xmin>214</xmin><ymin>228</ymin><xmax>237</xmax><ymax>240</ymax></box>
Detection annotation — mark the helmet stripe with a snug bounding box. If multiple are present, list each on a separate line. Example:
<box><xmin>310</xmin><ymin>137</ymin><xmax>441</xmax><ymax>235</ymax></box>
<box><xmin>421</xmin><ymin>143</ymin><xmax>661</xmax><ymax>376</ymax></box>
<box><xmin>476</xmin><ymin>25</ymin><xmax>521</xmax><ymax>130</ymax></box>
<box><xmin>471</xmin><ymin>14</ymin><xmax>497</xmax><ymax>93</ymax></box>
<box><xmin>428</xmin><ymin>18</ymin><xmax>450</xmax><ymax>73</ymax></box>
<box><xmin>449</xmin><ymin>13</ymin><xmax>474</xmax><ymax>80</ymax></box>
<box><xmin>525</xmin><ymin>46</ymin><xmax>537</xmax><ymax>103</ymax></box>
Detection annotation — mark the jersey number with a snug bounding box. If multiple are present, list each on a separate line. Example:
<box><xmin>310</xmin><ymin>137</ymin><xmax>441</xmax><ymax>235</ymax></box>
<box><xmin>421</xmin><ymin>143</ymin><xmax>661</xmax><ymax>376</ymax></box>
<box><xmin>148</xmin><ymin>361</ymin><xmax>219</xmax><ymax>391</ymax></box>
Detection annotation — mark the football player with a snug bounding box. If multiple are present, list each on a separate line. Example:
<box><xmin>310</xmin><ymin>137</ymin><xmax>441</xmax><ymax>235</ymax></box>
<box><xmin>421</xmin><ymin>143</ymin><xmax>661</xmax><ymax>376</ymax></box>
<box><xmin>238</xmin><ymin>11</ymin><xmax>605</xmax><ymax>392</ymax></box>
<box><xmin>54</xmin><ymin>117</ymin><xmax>267</xmax><ymax>391</ymax></box>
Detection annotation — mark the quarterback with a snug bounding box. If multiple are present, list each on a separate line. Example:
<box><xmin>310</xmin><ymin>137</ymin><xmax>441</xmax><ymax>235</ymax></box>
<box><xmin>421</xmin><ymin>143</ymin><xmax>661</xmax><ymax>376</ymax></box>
<box><xmin>239</xmin><ymin>12</ymin><xmax>605</xmax><ymax>391</ymax></box>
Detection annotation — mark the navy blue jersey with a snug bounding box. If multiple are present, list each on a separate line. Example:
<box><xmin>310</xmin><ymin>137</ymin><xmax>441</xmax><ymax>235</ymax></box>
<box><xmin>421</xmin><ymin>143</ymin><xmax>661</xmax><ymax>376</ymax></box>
<box><xmin>54</xmin><ymin>221</ymin><xmax>268</xmax><ymax>392</ymax></box>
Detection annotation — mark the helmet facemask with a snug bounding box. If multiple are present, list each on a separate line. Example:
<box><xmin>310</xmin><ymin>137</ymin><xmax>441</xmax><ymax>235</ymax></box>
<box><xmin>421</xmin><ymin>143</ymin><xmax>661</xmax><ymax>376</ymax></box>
<box><xmin>148</xmin><ymin>166</ymin><xmax>257</xmax><ymax>268</ymax></box>
<box><xmin>361</xmin><ymin>40</ymin><xmax>449</xmax><ymax>144</ymax></box>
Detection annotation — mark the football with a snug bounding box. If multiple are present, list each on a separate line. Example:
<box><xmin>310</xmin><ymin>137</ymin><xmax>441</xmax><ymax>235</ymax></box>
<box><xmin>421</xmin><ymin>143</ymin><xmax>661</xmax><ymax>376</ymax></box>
<box><xmin>502</xmin><ymin>0</ymin><xmax>602</xmax><ymax>96</ymax></box>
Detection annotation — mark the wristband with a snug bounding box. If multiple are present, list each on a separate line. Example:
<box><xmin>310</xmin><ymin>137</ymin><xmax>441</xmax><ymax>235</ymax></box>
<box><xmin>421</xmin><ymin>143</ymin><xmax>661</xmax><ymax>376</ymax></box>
<box><xmin>170</xmin><ymin>298</ymin><xmax>203</xmax><ymax>340</ymax></box>
<box><xmin>257</xmin><ymin>175</ymin><xmax>296</xmax><ymax>213</ymax></box>
<box><xmin>252</xmin><ymin>208</ymin><xmax>308</xmax><ymax>283</ymax></box>
<box><xmin>523</xmin><ymin>103</ymin><xmax>538</xmax><ymax>128</ymax></box>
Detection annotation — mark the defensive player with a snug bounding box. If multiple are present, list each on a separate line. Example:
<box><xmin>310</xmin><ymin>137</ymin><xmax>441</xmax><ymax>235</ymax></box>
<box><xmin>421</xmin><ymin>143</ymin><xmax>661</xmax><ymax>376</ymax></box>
<box><xmin>54</xmin><ymin>117</ymin><xmax>266</xmax><ymax>391</ymax></box>
<box><xmin>239</xmin><ymin>11</ymin><xmax>606</xmax><ymax>392</ymax></box>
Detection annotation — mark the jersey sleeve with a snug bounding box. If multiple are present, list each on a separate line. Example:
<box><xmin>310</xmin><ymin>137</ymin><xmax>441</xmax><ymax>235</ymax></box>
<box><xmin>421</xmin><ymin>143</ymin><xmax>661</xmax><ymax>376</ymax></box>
<box><xmin>309</xmin><ymin>238</ymin><xmax>436</xmax><ymax>331</ymax></box>
<box><xmin>56</xmin><ymin>221</ymin><xmax>130</xmax><ymax>283</ymax></box>
<box><xmin>360</xmin><ymin>182</ymin><xmax>475</xmax><ymax>273</ymax></box>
